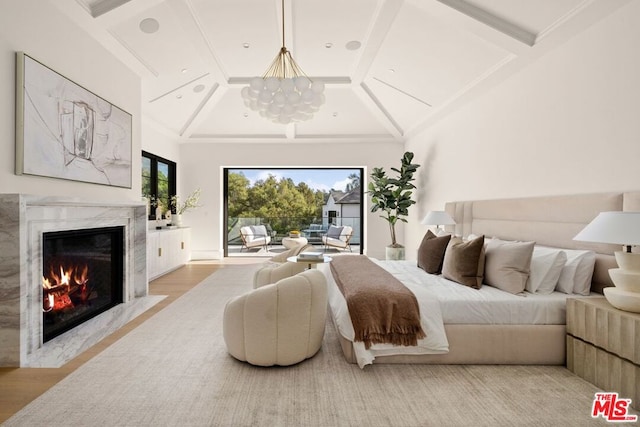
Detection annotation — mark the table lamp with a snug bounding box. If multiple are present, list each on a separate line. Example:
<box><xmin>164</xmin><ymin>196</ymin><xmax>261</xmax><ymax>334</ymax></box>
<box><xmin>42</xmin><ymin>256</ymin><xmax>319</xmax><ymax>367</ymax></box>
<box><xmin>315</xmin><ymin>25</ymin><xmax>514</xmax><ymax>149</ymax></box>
<box><xmin>573</xmin><ymin>211</ymin><xmax>640</xmax><ymax>312</ymax></box>
<box><xmin>421</xmin><ymin>211</ymin><xmax>456</xmax><ymax>232</ymax></box>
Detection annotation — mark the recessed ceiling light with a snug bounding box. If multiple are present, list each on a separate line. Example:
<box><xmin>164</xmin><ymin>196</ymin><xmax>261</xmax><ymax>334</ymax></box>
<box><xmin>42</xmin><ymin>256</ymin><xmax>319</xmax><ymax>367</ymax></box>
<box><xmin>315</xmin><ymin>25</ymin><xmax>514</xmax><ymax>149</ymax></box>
<box><xmin>181</xmin><ymin>68</ymin><xmax>188</xmax><ymax>74</ymax></box>
<box><xmin>345</xmin><ymin>40</ymin><xmax>361</xmax><ymax>51</ymax></box>
<box><xmin>243</xmin><ymin>112</ymin><xmax>249</xmax><ymax>118</ymax></box>
<box><xmin>388</xmin><ymin>68</ymin><xmax>395</xmax><ymax>73</ymax></box>
<box><xmin>325</xmin><ymin>43</ymin><xmax>333</xmax><ymax>49</ymax></box>
<box><xmin>243</xmin><ymin>43</ymin><xmax>250</xmax><ymax>49</ymax></box>
<box><xmin>193</xmin><ymin>84</ymin><xmax>205</xmax><ymax>93</ymax></box>
<box><xmin>176</xmin><ymin>94</ymin><xmax>183</xmax><ymax>99</ymax></box>
<box><xmin>332</xmin><ymin>112</ymin><xmax>338</xmax><ymax>117</ymax></box>
<box><xmin>139</xmin><ymin>18</ymin><xmax>159</xmax><ymax>34</ymax></box>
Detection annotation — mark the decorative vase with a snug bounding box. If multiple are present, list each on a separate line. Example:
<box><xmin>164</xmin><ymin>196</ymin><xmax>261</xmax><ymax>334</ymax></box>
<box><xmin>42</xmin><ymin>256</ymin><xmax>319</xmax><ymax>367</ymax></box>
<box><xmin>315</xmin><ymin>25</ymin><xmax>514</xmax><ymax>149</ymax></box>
<box><xmin>385</xmin><ymin>246</ymin><xmax>405</xmax><ymax>260</ymax></box>
<box><xmin>174</xmin><ymin>214</ymin><xmax>183</xmax><ymax>227</ymax></box>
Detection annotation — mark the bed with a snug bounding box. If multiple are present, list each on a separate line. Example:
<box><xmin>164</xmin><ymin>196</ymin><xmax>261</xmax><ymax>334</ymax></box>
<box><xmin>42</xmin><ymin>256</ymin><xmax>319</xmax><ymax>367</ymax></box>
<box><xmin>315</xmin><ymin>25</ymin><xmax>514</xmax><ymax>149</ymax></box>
<box><xmin>322</xmin><ymin>191</ymin><xmax>640</xmax><ymax>368</ymax></box>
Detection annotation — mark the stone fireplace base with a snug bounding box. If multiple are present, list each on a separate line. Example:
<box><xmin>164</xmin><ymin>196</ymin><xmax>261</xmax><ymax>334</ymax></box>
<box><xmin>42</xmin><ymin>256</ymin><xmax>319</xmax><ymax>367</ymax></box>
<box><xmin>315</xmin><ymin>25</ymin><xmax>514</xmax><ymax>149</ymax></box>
<box><xmin>28</xmin><ymin>294</ymin><xmax>164</xmax><ymax>367</ymax></box>
<box><xmin>0</xmin><ymin>194</ymin><xmax>151</xmax><ymax>367</ymax></box>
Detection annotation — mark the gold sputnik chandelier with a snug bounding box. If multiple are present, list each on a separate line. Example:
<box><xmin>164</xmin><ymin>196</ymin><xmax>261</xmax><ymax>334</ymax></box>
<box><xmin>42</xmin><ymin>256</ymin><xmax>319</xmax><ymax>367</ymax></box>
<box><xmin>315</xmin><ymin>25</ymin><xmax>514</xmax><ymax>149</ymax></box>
<box><xmin>240</xmin><ymin>0</ymin><xmax>325</xmax><ymax>124</ymax></box>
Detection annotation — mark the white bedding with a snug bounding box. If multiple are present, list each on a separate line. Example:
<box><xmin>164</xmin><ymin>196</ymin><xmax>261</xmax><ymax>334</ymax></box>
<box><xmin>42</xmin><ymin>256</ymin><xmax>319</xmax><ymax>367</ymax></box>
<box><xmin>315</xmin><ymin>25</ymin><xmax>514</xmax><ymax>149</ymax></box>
<box><xmin>320</xmin><ymin>259</ymin><xmax>591</xmax><ymax>368</ymax></box>
<box><xmin>377</xmin><ymin>260</ymin><xmax>573</xmax><ymax>324</ymax></box>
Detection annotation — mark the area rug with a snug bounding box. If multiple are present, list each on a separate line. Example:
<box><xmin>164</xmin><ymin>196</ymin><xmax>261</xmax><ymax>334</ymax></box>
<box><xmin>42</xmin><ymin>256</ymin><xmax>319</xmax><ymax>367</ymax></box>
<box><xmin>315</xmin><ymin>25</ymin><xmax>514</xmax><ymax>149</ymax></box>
<box><xmin>4</xmin><ymin>264</ymin><xmax>628</xmax><ymax>426</ymax></box>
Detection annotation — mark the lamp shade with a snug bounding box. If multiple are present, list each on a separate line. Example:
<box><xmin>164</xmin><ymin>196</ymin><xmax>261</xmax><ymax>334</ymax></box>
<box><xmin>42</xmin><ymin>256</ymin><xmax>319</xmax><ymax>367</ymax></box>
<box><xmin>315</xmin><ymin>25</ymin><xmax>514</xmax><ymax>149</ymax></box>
<box><xmin>421</xmin><ymin>211</ymin><xmax>456</xmax><ymax>226</ymax></box>
<box><xmin>573</xmin><ymin>212</ymin><xmax>640</xmax><ymax>246</ymax></box>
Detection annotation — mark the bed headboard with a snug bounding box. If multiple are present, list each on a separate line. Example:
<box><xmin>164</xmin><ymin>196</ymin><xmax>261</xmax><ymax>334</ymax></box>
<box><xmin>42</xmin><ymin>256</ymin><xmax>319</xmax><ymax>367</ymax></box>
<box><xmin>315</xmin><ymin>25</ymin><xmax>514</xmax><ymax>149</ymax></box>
<box><xmin>444</xmin><ymin>191</ymin><xmax>640</xmax><ymax>294</ymax></box>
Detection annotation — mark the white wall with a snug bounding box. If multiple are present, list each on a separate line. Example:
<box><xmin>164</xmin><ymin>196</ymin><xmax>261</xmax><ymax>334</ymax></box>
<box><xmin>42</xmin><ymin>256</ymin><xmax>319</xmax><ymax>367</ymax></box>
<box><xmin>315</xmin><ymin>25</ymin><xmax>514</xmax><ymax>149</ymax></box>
<box><xmin>0</xmin><ymin>0</ymin><xmax>141</xmax><ymax>202</ymax></box>
<box><xmin>405</xmin><ymin>0</ymin><xmax>640</xmax><ymax>256</ymax></box>
<box><xmin>180</xmin><ymin>141</ymin><xmax>403</xmax><ymax>259</ymax></box>
<box><xmin>141</xmin><ymin>118</ymin><xmax>181</xmax><ymax>169</ymax></box>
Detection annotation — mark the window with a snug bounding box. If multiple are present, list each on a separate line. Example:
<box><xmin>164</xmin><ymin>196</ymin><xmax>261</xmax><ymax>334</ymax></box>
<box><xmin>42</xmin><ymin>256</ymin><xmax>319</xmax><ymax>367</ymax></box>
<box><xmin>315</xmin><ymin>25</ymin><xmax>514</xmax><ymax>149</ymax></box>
<box><xmin>223</xmin><ymin>167</ymin><xmax>364</xmax><ymax>257</ymax></box>
<box><xmin>142</xmin><ymin>151</ymin><xmax>176</xmax><ymax>219</ymax></box>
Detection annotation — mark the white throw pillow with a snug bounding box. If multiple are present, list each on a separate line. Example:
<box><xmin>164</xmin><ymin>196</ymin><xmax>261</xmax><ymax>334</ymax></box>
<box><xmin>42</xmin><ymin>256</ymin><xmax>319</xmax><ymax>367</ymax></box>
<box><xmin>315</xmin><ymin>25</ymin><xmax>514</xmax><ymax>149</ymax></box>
<box><xmin>526</xmin><ymin>247</ymin><xmax>567</xmax><ymax>294</ymax></box>
<box><xmin>556</xmin><ymin>250</ymin><xmax>596</xmax><ymax>295</ymax></box>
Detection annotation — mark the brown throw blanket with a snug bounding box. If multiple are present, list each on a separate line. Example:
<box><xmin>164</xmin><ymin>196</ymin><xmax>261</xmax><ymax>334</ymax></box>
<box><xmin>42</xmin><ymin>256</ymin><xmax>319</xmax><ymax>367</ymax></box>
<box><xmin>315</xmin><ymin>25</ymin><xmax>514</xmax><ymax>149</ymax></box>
<box><xmin>330</xmin><ymin>255</ymin><xmax>426</xmax><ymax>349</ymax></box>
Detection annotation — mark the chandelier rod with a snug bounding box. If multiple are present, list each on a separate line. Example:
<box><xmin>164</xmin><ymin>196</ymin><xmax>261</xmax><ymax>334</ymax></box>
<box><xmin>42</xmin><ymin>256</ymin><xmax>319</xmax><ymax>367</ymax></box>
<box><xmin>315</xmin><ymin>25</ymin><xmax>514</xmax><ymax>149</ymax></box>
<box><xmin>281</xmin><ymin>0</ymin><xmax>285</xmax><ymax>49</ymax></box>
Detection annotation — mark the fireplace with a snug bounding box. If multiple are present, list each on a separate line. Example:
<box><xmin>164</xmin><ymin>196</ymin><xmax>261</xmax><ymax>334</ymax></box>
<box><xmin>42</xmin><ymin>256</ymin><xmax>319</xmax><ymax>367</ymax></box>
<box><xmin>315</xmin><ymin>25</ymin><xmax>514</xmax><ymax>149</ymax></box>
<box><xmin>42</xmin><ymin>226</ymin><xmax>125</xmax><ymax>342</ymax></box>
<box><xmin>0</xmin><ymin>194</ymin><xmax>152</xmax><ymax>367</ymax></box>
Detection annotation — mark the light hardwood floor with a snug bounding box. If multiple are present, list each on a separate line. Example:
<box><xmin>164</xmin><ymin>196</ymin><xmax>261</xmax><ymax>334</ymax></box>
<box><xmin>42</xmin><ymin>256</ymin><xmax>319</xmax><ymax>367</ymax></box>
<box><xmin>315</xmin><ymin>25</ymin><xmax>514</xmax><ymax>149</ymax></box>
<box><xmin>0</xmin><ymin>259</ymin><xmax>257</xmax><ymax>423</ymax></box>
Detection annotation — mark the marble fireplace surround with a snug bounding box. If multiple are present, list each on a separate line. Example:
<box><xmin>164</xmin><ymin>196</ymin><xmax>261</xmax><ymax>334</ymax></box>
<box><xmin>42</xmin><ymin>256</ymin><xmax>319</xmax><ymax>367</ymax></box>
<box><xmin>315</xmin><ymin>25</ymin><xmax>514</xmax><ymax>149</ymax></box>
<box><xmin>0</xmin><ymin>194</ymin><xmax>160</xmax><ymax>367</ymax></box>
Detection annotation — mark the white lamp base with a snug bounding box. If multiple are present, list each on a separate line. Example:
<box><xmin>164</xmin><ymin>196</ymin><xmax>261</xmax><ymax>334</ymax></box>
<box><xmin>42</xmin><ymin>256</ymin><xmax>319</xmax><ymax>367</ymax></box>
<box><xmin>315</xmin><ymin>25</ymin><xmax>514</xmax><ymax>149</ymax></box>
<box><xmin>603</xmin><ymin>287</ymin><xmax>640</xmax><ymax>313</ymax></box>
<box><xmin>614</xmin><ymin>250</ymin><xmax>640</xmax><ymax>270</ymax></box>
<box><xmin>606</xmin><ymin>251</ymin><xmax>640</xmax><ymax>312</ymax></box>
<box><xmin>608</xmin><ymin>268</ymin><xmax>640</xmax><ymax>292</ymax></box>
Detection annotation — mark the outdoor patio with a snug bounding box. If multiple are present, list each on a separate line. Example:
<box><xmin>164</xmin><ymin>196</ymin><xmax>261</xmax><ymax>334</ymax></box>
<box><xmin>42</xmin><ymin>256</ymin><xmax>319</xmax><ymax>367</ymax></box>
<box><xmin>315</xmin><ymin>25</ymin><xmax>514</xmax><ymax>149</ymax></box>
<box><xmin>226</xmin><ymin>243</ymin><xmax>360</xmax><ymax>258</ymax></box>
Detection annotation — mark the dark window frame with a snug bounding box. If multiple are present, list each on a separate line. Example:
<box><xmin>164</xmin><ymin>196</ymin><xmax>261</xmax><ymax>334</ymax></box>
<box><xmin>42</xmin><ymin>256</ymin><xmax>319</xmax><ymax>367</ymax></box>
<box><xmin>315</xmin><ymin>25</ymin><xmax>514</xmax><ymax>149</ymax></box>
<box><xmin>142</xmin><ymin>151</ymin><xmax>176</xmax><ymax>220</ymax></box>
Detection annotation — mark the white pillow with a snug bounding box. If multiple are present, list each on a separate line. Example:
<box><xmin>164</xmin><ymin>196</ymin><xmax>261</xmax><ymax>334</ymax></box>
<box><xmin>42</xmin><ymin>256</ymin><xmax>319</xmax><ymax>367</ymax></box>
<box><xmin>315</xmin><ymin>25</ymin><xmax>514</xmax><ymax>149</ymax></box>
<box><xmin>526</xmin><ymin>247</ymin><xmax>567</xmax><ymax>294</ymax></box>
<box><xmin>556</xmin><ymin>250</ymin><xmax>596</xmax><ymax>295</ymax></box>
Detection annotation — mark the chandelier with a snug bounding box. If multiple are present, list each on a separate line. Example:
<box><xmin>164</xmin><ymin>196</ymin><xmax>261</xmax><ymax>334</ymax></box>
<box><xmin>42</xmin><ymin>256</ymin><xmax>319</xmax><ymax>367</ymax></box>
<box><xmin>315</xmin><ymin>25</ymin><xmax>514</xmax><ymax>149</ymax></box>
<box><xmin>241</xmin><ymin>0</ymin><xmax>325</xmax><ymax>124</ymax></box>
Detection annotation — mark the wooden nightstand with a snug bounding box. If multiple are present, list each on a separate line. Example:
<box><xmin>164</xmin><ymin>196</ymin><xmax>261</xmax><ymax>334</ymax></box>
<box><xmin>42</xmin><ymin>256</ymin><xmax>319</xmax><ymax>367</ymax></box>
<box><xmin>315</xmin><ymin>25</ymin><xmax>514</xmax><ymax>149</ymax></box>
<box><xmin>566</xmin><ymin>297</ymin><xmax>640</xmax><ymax>409</ymax></box>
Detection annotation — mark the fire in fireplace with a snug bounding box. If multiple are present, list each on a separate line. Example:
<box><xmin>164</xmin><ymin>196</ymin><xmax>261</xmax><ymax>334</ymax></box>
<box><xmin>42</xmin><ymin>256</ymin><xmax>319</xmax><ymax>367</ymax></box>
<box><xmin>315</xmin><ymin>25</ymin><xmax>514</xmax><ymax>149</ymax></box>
<box><xmin>42</xmin><ymin>226</ymin><xmax>125</xmax><ymax>342</ymax></box>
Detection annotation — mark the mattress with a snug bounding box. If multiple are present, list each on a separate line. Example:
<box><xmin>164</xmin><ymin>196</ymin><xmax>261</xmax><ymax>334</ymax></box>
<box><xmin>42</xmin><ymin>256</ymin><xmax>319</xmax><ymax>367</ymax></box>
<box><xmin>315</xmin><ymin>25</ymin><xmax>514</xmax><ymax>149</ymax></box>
<box><xmin>320</xmin><ymin>262</ymin><xmax>448</xmax><ymax>368</ymax></box>
<box><xmin>320</xmin><ymin>258</ymin><xmax>595</xmax><ymax>368</ymax></box>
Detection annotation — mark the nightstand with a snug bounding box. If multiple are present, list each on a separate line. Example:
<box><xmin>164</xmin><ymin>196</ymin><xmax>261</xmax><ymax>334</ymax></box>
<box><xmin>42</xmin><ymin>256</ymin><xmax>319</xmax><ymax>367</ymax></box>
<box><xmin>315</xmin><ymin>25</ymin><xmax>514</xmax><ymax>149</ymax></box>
<box><xmin>566</xmin><ymin>297</ymin><xmax>640</xmax><ymax>409</ymax></box>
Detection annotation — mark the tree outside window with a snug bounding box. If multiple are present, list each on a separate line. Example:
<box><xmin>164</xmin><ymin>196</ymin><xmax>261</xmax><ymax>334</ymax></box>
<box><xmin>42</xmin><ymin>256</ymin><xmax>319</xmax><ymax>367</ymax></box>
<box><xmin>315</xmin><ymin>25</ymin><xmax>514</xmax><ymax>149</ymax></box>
<box><xmin>142</xmin><ymin>151</ymin><xmax>176</xmax><ymax>219</ymax></box>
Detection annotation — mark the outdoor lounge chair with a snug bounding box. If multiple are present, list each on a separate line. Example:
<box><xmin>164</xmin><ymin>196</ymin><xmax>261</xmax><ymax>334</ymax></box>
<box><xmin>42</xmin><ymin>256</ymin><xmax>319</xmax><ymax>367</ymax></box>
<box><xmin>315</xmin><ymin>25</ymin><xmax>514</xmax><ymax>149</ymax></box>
<box><xmin>239</xmin><ymin>225</ymin><xmax>271</xmax><ymax>251</ymax></box>
<box><xmin>322</xmin><ymin>225</ymin><xmax>353</xmax><ymax>252</ymax></box>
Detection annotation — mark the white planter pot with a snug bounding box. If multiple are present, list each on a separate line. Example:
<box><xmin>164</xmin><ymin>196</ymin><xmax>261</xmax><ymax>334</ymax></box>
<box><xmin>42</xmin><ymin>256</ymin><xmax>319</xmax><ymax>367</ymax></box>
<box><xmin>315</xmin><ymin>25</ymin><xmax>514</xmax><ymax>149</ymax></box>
<box><xmin>174</xmin><ymin>214</ymin><xmax>183</xmax><ymax>227</ymax></box>
<box><xmin>385</xmin><ymin>246</ymin><xmax>405</xmax><ymax>260</ymax></box>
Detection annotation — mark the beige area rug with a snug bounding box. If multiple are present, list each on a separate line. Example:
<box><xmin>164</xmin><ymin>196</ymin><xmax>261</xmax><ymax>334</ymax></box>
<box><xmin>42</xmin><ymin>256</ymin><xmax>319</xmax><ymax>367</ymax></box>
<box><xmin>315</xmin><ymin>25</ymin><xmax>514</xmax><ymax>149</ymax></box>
<box><xmin>4</xmin><ymin>264</ymin><xmax>633</xmax><ymax>427</ymax></box>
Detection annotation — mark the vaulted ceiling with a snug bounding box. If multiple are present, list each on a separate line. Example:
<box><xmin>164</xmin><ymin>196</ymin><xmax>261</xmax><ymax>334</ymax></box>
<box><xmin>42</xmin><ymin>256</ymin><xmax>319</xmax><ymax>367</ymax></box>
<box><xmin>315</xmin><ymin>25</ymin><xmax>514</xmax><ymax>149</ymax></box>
<box><xmin>54</xmin><ymin>0</ymin><xmax>627</xmax><ymax>144</ymax></box>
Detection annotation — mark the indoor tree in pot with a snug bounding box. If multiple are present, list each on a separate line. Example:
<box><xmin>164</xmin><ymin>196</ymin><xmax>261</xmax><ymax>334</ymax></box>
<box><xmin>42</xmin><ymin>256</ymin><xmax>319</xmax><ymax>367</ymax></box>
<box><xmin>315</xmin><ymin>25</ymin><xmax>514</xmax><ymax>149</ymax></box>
<box><xmin>368</xmin><ymin>151</ymin><xmax>420</xmax><ymax>260</ymax></box>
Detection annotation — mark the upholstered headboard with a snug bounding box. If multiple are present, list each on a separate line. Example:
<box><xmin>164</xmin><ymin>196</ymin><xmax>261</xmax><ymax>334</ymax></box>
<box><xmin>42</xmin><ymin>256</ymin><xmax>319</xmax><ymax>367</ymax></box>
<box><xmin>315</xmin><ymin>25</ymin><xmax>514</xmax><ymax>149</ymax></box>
<box><xmin>444</xmin><ymin>191</ymin><xmax>640</xmax><ymax>294</ymax></box>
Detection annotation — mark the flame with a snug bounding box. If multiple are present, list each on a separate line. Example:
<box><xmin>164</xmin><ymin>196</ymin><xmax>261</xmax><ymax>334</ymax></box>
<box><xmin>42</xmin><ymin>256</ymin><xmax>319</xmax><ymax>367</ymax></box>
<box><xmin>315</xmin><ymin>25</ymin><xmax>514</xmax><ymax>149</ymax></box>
<box><xmin>42</xmin><ymin>262</ymin><xmax>90</xmax><ymax>312</ymax></box>
<box><xmin>74</xmin><ymin>264</ymin><xmax>89</xmax><ymax>285</ymax></box>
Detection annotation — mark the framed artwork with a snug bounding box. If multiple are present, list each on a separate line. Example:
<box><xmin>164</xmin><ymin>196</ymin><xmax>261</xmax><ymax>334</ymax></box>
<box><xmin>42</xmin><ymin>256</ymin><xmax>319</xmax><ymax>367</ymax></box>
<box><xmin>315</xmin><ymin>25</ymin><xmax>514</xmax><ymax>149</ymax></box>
<box><xmin>15</xmin><ymin>52</ymin><xmax>132</xmax><ymax>188</ymax></box>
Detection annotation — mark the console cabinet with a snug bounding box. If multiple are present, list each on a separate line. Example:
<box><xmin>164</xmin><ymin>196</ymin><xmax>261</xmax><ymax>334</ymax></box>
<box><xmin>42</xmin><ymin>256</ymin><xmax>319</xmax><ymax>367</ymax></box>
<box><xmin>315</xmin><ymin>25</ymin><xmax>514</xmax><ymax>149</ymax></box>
<box><xmin>566</xmin><ymin>297</ymin><xmax>640</xmax><ymax>409</ymax></box>
<box><xmin>147</xmin><ymin>227</ymin><xmax>191</xmax><ymax>280</ymax></box>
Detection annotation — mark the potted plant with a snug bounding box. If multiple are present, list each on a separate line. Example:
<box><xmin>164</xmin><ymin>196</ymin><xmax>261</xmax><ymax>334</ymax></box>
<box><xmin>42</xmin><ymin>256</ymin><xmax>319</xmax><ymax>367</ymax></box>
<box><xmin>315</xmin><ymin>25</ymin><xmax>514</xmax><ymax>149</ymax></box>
<box><xmin>367</xmin><ymin>151</ymin><xmax>420</xmax><ymax>260</ymax></box>
<box><xmin>170</xmin><ymin>188</ymin><xmax>201</xmax><ymax>226</ymax></box>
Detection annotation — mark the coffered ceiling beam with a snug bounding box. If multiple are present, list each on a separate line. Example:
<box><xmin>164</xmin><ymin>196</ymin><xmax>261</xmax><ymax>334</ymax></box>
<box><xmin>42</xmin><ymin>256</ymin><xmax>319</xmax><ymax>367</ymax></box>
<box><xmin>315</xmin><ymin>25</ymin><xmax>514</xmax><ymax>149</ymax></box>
<box><xmin>436</xmin><ymin>0</ymin><xmax>536</xmax><ymax>46</ymax></box>
<box><xmin>356</xmin><ymin>82</ymin><xmax>403</xmax><ymax>141</ymax></box>
<box><xmin>351</xmin><ymin>0</ymin><xmax>404</xmax><ymax>85</ymax></box>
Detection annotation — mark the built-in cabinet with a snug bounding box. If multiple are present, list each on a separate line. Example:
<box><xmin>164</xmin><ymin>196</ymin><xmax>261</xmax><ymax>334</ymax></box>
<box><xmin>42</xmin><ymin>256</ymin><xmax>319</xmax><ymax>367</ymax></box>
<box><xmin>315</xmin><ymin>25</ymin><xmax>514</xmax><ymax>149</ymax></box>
<box><xmin>147</xmin><ymin>227</ymin><xmax>191</xmax><ymax>280</ymax></box>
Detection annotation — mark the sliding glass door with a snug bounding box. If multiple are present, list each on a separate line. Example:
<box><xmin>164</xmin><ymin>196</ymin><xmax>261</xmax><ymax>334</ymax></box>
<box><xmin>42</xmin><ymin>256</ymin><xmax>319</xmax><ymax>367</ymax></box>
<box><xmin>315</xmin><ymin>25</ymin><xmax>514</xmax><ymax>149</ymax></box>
<box><xmin>223</xmin><ymin>168</ymin><xmax>364</xmax><ymax>257</ymax></box>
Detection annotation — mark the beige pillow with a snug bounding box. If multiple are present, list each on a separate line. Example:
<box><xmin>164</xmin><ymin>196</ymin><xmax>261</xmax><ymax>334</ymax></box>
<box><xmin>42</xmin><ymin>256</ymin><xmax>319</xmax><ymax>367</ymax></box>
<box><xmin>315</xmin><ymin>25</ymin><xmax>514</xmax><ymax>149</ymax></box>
<box><xmin>442</xmin><ymin>235</ymin><xmax>485</xmax><ymax>289</ymax></box>
<box><xmin>484</xmin><ymin>238</ymin><xmax>535</xmax><ymax>294</ymax></box>
<box><xmin>417</xmin><ymin>230</ymin><xmax>451</xmax><ymax>274</ymax></box>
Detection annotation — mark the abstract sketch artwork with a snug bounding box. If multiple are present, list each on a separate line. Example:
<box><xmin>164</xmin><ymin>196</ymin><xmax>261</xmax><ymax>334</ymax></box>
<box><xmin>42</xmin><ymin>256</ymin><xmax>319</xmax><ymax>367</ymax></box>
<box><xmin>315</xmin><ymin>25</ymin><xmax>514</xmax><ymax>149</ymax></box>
<box><xmin>16</xmin><ymin>52</ymin><xmax>132</xmax><ymax>188</ymax></box>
